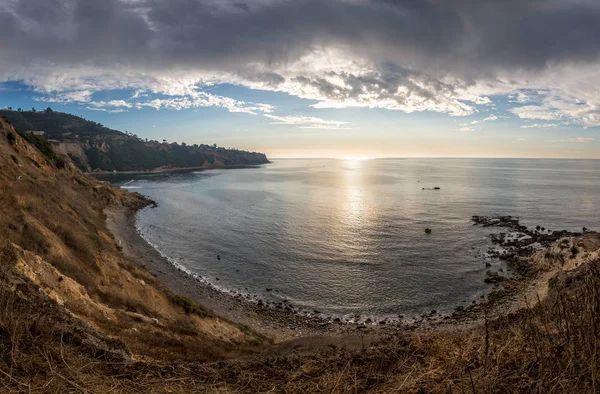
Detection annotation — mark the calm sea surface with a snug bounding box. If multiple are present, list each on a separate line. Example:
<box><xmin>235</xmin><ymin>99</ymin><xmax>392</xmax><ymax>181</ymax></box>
<box><xmin>99</xmin><ymin>158</ymin><xmax>600</xmax><ymax>321</ymax></box>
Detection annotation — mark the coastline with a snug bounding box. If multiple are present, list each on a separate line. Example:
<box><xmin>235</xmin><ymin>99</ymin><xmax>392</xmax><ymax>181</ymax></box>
<box><xmin>91</xmin><ymin>163</ymin><xmax>270</xmax><ymax>176</ymax></box>
<box><xmin>106</xmin><ymin>202</ymin><xmax>600</xmax><ymax>341</ymax></box>
<box><xmin>105</xmin><ymin>204</ymin><xmax>354</xmax><ymax>341</ymax></box>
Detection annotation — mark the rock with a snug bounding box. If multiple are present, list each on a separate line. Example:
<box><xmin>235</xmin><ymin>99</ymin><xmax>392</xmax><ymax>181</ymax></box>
<box><xmin>425</xmin><ymin>228</ymin><xmax>432</xmax><ymax>234</ymax></box>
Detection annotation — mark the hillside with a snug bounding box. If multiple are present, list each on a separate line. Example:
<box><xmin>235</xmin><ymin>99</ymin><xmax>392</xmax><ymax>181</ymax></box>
<box><xmin>0</xmin><ymin>116</ymin><xmax>270</xmax><ymax>391</ymax></box>
<box><xmin>0</xmin><ymin>109</ymin><xmax>269</xmax><ymax>172</ymax></box>
<box><xmin>1</xmin><ymin>114</ymin><xmax>600</xmax><ymax>392</ymax></box>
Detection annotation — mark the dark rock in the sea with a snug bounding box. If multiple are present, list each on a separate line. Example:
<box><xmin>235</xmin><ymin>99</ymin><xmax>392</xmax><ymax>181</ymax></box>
<box><xmin>379</xmin><ymin>320</ymin><xmax>386</xmax><ymax>325</ymax></box>
<box><xmin>266</xmin><ymin>288</ymin><xmax>273</xmax><ymax>292</ymax></box>
<box><xmin>365</xmin><ymin>318</ymin><xmax>372</xmax><ymax>324</ymax></box>
<box><xmin>434</xmin><ymin>187</ymin><xmax>441</xmax><ymax>190</ymax></box>
<box><xmin>217</xmin><ymin>254</ymin><xmax>221</xmax><ymax>260</ymax></box>
<box><xmin>333</xmin><ymin>317</ymin><xmax>341</xmax><ymax>323</ymax></box>
<box><xmin>216</xmin><ymin>277</ymin><xmax>220</xmax><ymax>281</ymax></box>
<box><xmin>583</xmin><ymin>227</ymin><xmax>588</xmax><ymax>232</ymax></box>
<box><xmin>425</xmin><ymin>228</ymin><xmax>432</xmax><ymax>234</ymax></box>
<box><xmin>431</xmin><ymin>310</ymin><xmax>437</xmax><ymax>314</ymax></box>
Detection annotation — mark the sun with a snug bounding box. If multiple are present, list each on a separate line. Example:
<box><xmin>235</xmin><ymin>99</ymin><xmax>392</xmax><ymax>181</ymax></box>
<box><xmin>343</xmin><ymin>156</ymin><xmax>372</xmax><ymax>161</ymax></box>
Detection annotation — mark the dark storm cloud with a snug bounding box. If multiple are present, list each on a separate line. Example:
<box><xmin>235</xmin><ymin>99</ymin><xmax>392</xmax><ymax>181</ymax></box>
<box><xmin>2</xmin><ymin>0</ymin><xmax>600</xmax><ymax>74</ymax></box>
<box><xmin>2</xmin><ymin>0</ymin><xmax>600</xmax><ymax>120</ymax></box>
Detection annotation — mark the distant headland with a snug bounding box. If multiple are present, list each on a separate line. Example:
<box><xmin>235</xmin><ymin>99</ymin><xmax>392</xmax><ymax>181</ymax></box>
<box><xmin>0</xmin><ymin>108</ymin><xmax>269</xmax><ymax>173</ymax></box>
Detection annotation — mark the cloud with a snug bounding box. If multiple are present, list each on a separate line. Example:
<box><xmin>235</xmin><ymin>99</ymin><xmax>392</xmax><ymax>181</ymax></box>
<box><xmin>458</xmin><ymin>113</ymin><xmax>499</xmax><ymax>131</ymax></box>
<box><xmin>3</xmin><ymin>0</ymin><xmax>600</xmax><ymax>123</ymax></box>
<box><xmin>264</xmin><ymin>114</ymin><xmax>351</xmax><ymax>129</ymax></box>
<box><xmin>552</xmin><ymin>137</ymin><xmax>594</xmax><ymax>143</ymax></box>
<box><xmin>40</xmin><ymin>88</ymin><xmax>274</xmax><ymax>115</ymax></box>
<box><xmin>86</xmin><ymin>107</ymin><xmax>129</xmax><ymax>113</ymax></box>
<box><xmin>520</xmin><ymin>123</ymin><xmax>560</xmax><ymax>129</ymax></box>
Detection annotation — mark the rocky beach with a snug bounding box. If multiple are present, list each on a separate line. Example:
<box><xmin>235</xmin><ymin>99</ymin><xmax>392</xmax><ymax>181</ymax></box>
<box><xmin>107</xmin><ymin>197</ymin><xmax>600</xmax><ymax>342</ymax></box>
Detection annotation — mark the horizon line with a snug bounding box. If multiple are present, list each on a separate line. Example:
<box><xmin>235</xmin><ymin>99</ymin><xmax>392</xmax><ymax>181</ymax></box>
<box><xmin>268</xmin><ymin>156</ymin><xmax>600</xmax><ymax>160</ymax></box>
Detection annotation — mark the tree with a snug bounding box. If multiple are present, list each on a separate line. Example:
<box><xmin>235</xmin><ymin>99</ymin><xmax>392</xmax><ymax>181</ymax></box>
<box><xmin>31</xmin><ymin>107</ymin><xmax>36</xmax><ymax>112</ymax></box>
<box><xmin>45</xmin><ymin>107</ymin><xmax>53</xmax><ymax>113</ymax></box>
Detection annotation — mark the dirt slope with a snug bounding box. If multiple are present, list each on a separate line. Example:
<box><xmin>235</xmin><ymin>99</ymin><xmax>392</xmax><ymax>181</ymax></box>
<box><xmin>0</xmin><ymin>116</ymin><xmax>268</xmax><ymax>389</ymax></box>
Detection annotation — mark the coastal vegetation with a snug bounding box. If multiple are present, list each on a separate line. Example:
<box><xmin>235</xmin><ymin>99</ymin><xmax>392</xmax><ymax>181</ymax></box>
<box><xmin>0</xmin><ymin>109</ymin><xmax>269</xmax><ymax>172</ymax></box>
<box><xmin>1</xmin><ymin>115</ymin><xmax>599</xmax><ymax>392</ymax></box>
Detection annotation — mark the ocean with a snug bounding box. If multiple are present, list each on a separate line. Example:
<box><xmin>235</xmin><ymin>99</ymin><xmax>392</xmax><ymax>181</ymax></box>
<box><xmin>98</xmin><ymin>158</ymin><xmax>600</xmax><ymax>321</ymax></box>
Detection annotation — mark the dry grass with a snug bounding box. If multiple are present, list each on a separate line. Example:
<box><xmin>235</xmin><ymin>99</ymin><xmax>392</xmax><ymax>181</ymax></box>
<box><xmin>1</xmin><ymin>116</ymin><xmax>599</xmax><ymax>392</ymax></box>
<box><xmin>2</xmin><ymin>252</ymin><xmax>598</xmax><ymax>392</ymax></box>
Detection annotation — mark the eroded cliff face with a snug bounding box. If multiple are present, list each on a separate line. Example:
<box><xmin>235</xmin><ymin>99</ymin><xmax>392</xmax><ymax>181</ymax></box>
<box><xmin>0</xmin><ymin>116</ymin><xmax>267</xmax><ymax>374</ymax></box>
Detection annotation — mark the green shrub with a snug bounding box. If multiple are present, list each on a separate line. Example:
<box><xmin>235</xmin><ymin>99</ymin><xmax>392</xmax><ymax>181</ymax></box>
<box><xmin>25</xmin><ymin>134</ymin><xmax>56</xmax><ymax>162</ymax></box>
<box><xmin>29</xmin><ymin>158</ymin><xmax>41</xmax><ymax>168</ymax></box>
<box><xmin>171</xmin><ymin>295</ymin><xmax>209</xmax><ymax>317</ymax></box>
<box><xmin>6</xmin><ymin>131</ymin><xmax>16</xmax><ymax>144</ymax></box>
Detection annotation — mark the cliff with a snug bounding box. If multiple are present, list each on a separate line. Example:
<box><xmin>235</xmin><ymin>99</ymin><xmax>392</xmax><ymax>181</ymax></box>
<box><xmin>0</xmin><ymin>109</ymin><xmax>269</xmax><ymax>172</ymax></box>
<box><xmin>0</xmin><ymin>116</ymin><xmax>267</xmax><ymax>391</ymax></box>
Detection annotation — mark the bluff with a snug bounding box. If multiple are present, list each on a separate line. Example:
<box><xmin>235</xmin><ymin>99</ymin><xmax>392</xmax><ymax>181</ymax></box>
<box><xmin>0</xmin><ymin>109</ymin><xmax>269</xmax><ymax>172</ymax></box>
<box><xmin>0</xmin><ymin>116</ymin><xmax>267</xmax><ymax>391</ymax></box>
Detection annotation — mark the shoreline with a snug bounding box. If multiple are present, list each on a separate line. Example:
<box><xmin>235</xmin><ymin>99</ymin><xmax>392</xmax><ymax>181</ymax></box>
<box><xmin>106</xmin><ymin>203</ymin><xmax>600</xmax><ymax>341</ymax></box>
<box><xmin>91</xmin><ymin>163</ymin><xmax>270</xmax><ymax>176</ymax></box>
<box><xmin>105</xmin><ymin>204</ymin><xmax>351</xmax><ymax>341</ymax></box>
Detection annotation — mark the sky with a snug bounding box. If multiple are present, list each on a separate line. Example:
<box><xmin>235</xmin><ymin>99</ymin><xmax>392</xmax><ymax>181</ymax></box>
<box><xmin>0</xmin><ymin>0</ymin><xmax>599</xmax><ymax>159</ymax></box>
